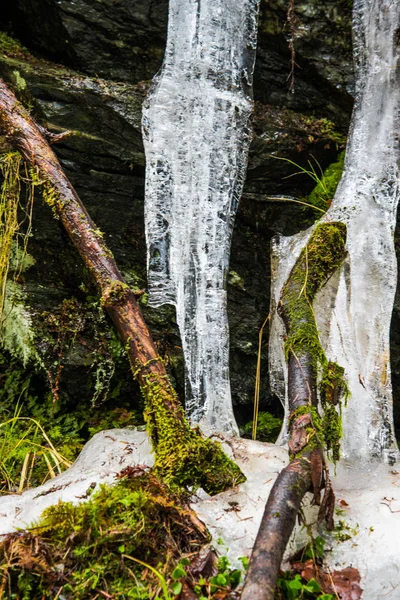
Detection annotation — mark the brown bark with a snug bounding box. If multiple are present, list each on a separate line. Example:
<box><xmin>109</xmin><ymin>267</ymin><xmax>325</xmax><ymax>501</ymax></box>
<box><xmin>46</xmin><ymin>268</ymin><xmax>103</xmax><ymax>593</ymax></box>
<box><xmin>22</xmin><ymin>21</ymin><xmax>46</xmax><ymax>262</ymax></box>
<box><xmin>0</xmin><ymin>78</ymin><xmax>244</xmax><ymax>494</ymax></box>
<box><xmin>240</xmin><ymin>452</ymin><xmax>313</xmax><ymax>600</ymax></box>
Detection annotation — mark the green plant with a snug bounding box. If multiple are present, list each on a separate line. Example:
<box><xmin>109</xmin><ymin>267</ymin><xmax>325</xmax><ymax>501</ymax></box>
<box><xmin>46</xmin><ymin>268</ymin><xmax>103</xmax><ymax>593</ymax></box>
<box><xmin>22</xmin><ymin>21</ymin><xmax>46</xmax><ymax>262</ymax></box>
<box><xmin>182</xmin><ymin>555</ymin><xmax>245</xmax><ymax>599</ymax></box>
<box><xmin>272</xmin><ymin>152</ymin><xmax>345</xmax><ymax>214</ymax></box>
<box><xmin>0</xmin><ymin>346</ymin><xmax>144</xmax><ymax>490</ymax></box>
<box><xmin>0</xmin><ymin>403</ymin><xmax>73</xmax><ymax>493</ymax></box>
<box><xmin>303</xmin><ymin>536</ymin><xmax>326</xmax><ymax>562</ymax></box>
<box><xmin>242</xmin><ymin>411</ymin><xmax>283</xmax><ymax>443</ymax></box>
<box><xmin>333</xmin><ymin>519</ymin><xmax>360</xmax><ymax>542</ymax></box>
<box><xmin>276</xmin><ymin>572</ymin><xmax>334</xmax><ymax>599</ymax></box>
<box><xmin>123</xmin><ymin>556</ymin><xmax>174</xmax><ymax>600</ymax></box>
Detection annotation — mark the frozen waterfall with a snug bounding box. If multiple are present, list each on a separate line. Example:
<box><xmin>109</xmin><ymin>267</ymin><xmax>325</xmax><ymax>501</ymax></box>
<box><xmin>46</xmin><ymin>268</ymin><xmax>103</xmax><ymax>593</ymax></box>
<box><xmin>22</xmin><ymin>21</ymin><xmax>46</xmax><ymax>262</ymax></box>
<box><xmin>270</xmin><ymin>0</ymin><xmax>400</xmax><ymax>463</ymax></box>
<box><xmin>142</xmin><ymin>0</ymin><xmax>260</xmax><ymax>435</ymax></box>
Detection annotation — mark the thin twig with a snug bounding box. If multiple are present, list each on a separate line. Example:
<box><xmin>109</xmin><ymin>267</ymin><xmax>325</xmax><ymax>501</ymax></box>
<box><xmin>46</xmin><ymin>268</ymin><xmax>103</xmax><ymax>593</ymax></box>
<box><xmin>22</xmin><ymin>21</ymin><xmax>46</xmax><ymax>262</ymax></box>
<box><xmin>252</xmin><ymin>314</ymin><xmax>270</xmax><ymax>440</ymax></box>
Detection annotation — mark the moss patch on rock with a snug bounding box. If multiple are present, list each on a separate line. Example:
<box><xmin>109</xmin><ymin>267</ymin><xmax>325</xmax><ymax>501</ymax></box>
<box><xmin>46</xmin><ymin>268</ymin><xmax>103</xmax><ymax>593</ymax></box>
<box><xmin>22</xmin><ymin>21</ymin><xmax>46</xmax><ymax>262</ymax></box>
<box><xmin>307</xmin><ymin>151</ymin><xmax>346</xmax><ymax>213</ymax></box>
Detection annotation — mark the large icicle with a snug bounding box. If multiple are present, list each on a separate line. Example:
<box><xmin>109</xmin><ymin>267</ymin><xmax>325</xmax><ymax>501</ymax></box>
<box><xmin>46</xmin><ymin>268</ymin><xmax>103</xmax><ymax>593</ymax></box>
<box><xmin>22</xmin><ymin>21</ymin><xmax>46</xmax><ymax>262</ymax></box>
<box><xmin>270</xmin><ymin>0</ymin><xmax>400</xmax><ymax>463</ymax></box>
<box><xmin>142</xmin><ymin>0</ymin><xmax>260</xmax><ymax>435</ymax></box>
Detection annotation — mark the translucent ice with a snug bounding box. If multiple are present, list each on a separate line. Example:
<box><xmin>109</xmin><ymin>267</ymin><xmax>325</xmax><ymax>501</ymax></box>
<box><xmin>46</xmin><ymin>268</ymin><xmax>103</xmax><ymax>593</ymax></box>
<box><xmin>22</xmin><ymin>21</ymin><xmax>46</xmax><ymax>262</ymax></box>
<box><xmin>270</xmin><ymin>0</ymin><xmax>400</xmax><ymax>463</ymax></box>
<box><xmin>142</xmin><ymin>0</ymin><xmax>260</xmax><ymax>435</ymax></box>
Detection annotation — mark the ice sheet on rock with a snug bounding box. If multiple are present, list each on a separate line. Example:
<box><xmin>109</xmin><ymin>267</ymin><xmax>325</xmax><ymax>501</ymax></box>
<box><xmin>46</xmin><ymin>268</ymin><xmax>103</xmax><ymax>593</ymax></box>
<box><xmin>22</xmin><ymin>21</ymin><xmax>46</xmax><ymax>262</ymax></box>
<box><xmin>0</xmin><ymin>429</ymin><xmax>153</xmax><ymax>536</ymax></box>
<box><xmin>270</xmin><ymin>0</ymin><xmax>400</xmax><ymax>464</ymax></box>
<box><xmin>142</xmin><ymin>0</ymin><xmax>260</xmax><ymax>436</ymax></box>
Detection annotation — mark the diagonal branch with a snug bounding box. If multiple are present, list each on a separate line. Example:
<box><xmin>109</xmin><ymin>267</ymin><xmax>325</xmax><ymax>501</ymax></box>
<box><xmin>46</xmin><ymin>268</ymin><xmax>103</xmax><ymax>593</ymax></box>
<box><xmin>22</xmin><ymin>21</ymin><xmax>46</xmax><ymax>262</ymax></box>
<box><xmin>0</xmin><ymin>78</ymin><xmax>245</xmax><ymax>495</ymax></box>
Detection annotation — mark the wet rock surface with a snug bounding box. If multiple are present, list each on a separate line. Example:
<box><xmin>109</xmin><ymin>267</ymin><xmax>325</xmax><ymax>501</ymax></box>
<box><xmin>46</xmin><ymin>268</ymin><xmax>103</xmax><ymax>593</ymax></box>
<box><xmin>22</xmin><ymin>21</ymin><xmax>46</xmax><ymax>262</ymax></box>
<box><xmin>2</xmin><ymin>0</ymin><xmax>353</xmax><ymax>123</ymax></box>
<box><xmin>4</xmin><ymin>1</ymin><xmax>400</xmax><ymax>433</ymax></box>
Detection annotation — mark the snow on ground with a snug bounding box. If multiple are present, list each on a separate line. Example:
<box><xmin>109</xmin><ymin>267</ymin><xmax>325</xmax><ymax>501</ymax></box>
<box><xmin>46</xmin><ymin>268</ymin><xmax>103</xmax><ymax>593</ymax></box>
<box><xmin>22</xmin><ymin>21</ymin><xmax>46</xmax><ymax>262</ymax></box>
<box><xmin>0</xmin><ymin>429</ymin><xmax>153</xmax><ymax>535</ymax></box>
<box><xmin>1</xmin><ymin>429</ymin><xmax>399</xmax><ymax>599</ymax></box>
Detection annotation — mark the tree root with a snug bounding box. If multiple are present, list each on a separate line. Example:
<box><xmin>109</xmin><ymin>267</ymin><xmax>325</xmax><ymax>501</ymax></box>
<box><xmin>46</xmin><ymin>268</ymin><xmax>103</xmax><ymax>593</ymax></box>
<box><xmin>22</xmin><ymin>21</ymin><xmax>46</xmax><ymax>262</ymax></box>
<box><xmin>242</xmin><ymin>222</ymin><xmax>347</xmax><ymax>599</ymax></box>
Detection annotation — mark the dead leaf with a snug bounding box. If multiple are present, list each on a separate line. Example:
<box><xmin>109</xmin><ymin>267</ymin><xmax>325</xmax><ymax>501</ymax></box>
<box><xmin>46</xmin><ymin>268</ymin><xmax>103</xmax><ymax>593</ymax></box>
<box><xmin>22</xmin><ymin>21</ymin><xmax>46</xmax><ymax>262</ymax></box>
<box><xmin>292</xmin><ymin>559</ymin><xmax>363</xmax><ymax>600</ymax></box>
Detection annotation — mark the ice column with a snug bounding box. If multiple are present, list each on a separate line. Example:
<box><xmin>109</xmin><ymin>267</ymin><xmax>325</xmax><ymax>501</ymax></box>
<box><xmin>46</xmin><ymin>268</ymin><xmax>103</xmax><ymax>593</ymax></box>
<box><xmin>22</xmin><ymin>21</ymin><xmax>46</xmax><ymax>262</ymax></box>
<box><xmin>270</xmin><ymin>0</ymin><xmax>400</xmax><ymax>463</ymax></box>
<box><xmin>142</xmin><ymin>0</ymin><xmax>260</xmax><ymax>435</ymax></box>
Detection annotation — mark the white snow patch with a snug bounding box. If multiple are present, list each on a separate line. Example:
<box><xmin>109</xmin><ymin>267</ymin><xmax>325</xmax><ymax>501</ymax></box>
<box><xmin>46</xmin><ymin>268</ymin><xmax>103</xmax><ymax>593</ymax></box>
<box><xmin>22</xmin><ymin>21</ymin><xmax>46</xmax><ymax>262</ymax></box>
<box><xmin>0</xmin><ymin>429</ymin><xmax>153</xmax><ymax>535</ymax></box>
<box><xmin>325</xmin><ymin>462</ymin><xmax>400</xmax><ymax>600</ymax></box>
<box><xmin>190</xmin><ymin>435</ymin><xmax>289</xmax><ymax>566</ymax></box>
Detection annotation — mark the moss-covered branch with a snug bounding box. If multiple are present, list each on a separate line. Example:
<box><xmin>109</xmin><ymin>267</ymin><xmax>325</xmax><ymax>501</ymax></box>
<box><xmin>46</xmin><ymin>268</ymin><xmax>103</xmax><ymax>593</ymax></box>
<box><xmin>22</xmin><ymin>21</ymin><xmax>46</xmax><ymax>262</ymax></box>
<box><xmin>242</xmin><ymin>222</ymin><xmax>347</xmax><ymax>600</ymax></box>
<box><xmin>0</xmin><ymin>152</ymin><xmax>21</xmax><ymax>322</ymax></box>
<box><xmin>0</xmin><ymin>78</ymin><xmax>244</xmax><ymax>495</ymax></box>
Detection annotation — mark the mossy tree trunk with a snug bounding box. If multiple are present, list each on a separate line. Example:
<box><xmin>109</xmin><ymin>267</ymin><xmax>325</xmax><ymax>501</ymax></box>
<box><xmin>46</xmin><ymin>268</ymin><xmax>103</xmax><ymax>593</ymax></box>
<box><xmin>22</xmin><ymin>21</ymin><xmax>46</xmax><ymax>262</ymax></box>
<box><xmin>241</xmin><ymin>222</ymin><xmax>347</xmax><ymax>600</ymax></box>
<box><xmin>0</xmin><ymin>78</ymin><xmax>244</xmax><ymax>495</ymax></box>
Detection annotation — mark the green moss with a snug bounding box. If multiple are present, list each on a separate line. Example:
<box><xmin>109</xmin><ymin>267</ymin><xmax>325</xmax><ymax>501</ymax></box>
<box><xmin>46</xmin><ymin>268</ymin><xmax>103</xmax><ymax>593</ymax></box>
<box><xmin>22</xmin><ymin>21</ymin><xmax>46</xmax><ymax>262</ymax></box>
<box><xmin>282</xmin><ymin>222</ymin><xmax>348</xmax><ymax>462</ymax></box>
<box><xmin>228</xmin><ymin>269</ymin><xmax>245</xmax><ymax>291</ymax></box>
<box><xmin>28</xmin><ymin>167</ymin><xmax>65</xmax><ymax>219</ymax></box>
<box><xmin>289</xmin><ymin>405</ymin><xmax>325</xmax><ymax>458</ymax></box>
<box><xmin>290</xmin><ymin>405</ymin><xmax>322</xmax><ymax>437</ymax></box>
<box><xmin>140</xmin><ymin>372</ymin><xmax>245</xmax><ymax>495</ymax></box>
<box><xmin>0</xmin><ymin>152</ymin><xmax>22</xmax><ymax>318</ymax></box>
<box><xmin>0</xmin><ymin>471</ymin><xmax>208</xmax><ymax>599</ymax></box>
<box><xmin>12</xmin><ymin>70</ymin><xmax>27</xmax><ymax>91</ymax></box>
<box><xmin>282</xmin><ymin>222</ymin><xmax>346</xmax><ymax>362</ymax></box>
<box><xmin>319</xmin><ymin>361</ymin><xmax>348</xmax><ymax>461</ymax></box>
<box><xmin>101</xmin><ymin>280</ymin><xmax>130</xmax><ymax>306</ymax></box>
<box><xmin>307</xmin><ymin>151</ymin><xmax>345</xmax><ymax>213</ymax></box>
<box><xmin>242</xmin><ymin>411</ymin><xmax>282</xmax><ymax>443</ymax></box>
<box><xmin>0</xmin><ymin>33</ymin><xmax>30</xmax><ymax>59</ymax></box>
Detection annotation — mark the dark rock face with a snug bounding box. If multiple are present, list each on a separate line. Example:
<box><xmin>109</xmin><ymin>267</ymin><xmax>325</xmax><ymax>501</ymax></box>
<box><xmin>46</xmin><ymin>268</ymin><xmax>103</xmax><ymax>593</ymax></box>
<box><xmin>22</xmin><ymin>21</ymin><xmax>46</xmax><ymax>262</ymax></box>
<box><xmin>256</xmin><ymin>0</ymin><xmax>353</xmax><ymax>127</ymax></box>
<box><xmin>0</xmin><ymin>1</ymin><xmax>356</xmax><ymax>427</ymax></box>
<box><xmin>3</xmin><ymin>0</ymin><xmax>354</xmax><ymax>123</ymax></box>
<box><xmin>3</xmin><ymin>0</ymin><xmax>169</xmax><ymax>84</ymax></box>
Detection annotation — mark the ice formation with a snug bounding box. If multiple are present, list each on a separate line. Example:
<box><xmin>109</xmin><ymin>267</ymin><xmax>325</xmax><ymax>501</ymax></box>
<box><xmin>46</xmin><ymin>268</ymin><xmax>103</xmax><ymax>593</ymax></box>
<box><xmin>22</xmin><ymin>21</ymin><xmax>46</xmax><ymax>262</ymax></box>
<box><xmin>270</xmin><ymin>0</ymin><xmax>400</xmax><ymax>463</ymax></box>
<box><xmin>142</xmin><ymin>0</ymin><xmax>260</xmax><ymax>435</ymax></box>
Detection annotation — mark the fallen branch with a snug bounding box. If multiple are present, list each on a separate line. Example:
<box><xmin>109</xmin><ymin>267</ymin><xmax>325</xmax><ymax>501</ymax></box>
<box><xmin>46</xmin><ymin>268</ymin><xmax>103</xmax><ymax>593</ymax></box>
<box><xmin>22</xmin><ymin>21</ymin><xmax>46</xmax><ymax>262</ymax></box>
<box><xmin>241</xmin><ymin>222</ymin><xmax>347</xmax><ymax>600</ymax></box>
<box><xmin>0</xmin><ymin>78</ymin><xmax>245</xmax><ymax>494</ymax></box>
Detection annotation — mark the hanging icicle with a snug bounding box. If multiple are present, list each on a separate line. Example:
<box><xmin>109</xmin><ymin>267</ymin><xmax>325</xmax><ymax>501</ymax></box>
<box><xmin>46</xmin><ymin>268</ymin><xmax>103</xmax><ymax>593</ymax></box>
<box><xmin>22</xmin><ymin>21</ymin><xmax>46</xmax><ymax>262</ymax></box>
<box><xmin>143</xmin><ymin>0</ymin><xmax>260</xmax><ymax>434</ymax></box>
<box><xmin>270</xmin><ymin>0</ymin><xmax>400</xmax><ymax>464</ymax></box>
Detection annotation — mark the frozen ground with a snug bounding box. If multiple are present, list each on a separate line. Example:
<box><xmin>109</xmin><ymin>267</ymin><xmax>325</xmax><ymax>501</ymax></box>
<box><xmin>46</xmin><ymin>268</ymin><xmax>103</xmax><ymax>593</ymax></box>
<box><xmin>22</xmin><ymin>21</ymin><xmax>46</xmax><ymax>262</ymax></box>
<box><xmin>0</xmin><ymin>429</ymin><xmax>154</xmax><ymax>535</ymax></box>
<box><xmin>1</xmin><ymin>430</ymin><xmax>399</xmax><ymax>599</ymax></box>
